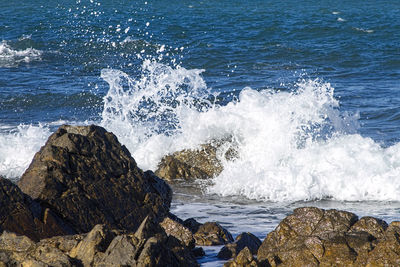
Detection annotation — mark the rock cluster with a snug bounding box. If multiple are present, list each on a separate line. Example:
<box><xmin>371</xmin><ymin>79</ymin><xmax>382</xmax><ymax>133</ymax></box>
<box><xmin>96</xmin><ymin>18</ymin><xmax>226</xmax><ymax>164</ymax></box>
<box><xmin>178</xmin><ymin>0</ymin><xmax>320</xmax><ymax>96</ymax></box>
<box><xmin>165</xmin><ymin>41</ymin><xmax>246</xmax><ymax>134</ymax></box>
<box><xmin>0</xmin><ymin>218</ymin><xmax>198</xmax><ymax>266</ymax></box>
<box><xmin>2</xmin><ymin>125</ymin><xmax>400</xmax><ymax>266</ymax></box>
<box><xmin>0</xmin><ymin>125</ymin><xmax>197</xmax><ymax>266</ymax></box>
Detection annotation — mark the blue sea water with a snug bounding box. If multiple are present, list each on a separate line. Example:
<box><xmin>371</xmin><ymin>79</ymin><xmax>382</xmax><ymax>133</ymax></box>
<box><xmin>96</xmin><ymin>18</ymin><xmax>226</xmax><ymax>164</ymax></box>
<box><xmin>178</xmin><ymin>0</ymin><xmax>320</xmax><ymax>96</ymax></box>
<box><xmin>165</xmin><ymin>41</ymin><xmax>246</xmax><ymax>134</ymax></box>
<box><xmin>1</xmin><ymin>0</ymin><xmax>400</xmax><ymax>265</ymax></box>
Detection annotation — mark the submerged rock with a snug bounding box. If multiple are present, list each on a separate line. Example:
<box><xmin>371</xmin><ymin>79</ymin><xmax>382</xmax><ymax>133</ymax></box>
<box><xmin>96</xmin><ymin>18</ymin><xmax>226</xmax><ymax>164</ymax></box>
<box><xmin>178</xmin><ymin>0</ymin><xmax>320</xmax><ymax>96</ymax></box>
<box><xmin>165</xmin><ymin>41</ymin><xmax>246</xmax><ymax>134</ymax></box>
<box><xmin>257</xmin><ymin>207</ymin><xmax>400</xmax><ymax>267</ymax></box>
<box><xmin>155</xmin><ymin>138</ymin><xmax>237</xmax><ymax>181</ymax></box>
<box><xmin>18</xmin><ymin>125</ymin><xmax>172</xmax><ymax>234</ymax></box>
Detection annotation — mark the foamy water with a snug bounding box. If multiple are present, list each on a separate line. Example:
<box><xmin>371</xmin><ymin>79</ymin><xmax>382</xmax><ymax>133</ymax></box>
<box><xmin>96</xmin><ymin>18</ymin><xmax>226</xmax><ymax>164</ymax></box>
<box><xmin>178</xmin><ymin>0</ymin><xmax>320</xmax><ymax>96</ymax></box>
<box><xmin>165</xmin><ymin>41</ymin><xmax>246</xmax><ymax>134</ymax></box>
<box><xmin>0</xmin><ymin>40</ymin><xmax>42</xmax><ymax>67</ymax></box>
<box><xmin>2</xmin><ymin>60</ymin><xmax>400</xmax><ymax>203</ymax></box>
<box><xmin>0</xmin><ymin>124</ymin><xmax>51</xmax><ymax>180</ymax></box>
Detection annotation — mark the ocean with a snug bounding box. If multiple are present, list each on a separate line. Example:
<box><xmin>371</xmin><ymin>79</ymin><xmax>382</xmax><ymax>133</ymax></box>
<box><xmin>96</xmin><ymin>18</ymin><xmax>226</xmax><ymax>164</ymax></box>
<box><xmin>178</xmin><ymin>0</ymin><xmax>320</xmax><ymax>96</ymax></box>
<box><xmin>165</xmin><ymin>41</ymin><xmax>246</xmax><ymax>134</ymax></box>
<box><xmin>1</xmin><ymin>0</ymin><xmax>400</xmax><ymax>265</ymax></box>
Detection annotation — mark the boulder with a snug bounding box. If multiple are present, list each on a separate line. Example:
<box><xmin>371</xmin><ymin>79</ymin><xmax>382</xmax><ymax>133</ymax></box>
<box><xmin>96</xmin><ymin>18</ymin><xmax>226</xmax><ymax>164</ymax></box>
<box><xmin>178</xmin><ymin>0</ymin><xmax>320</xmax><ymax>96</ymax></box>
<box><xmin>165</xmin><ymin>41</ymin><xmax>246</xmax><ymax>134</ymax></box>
<box><xmin>256</xmin><ymin>207</ymin><xmax>399</xmax><ymax>267</ymax></box>
<box><xmin>224</xmin><ymin>247</ymin><xmax>259</xmax><ymax>267</ymax></box>
<box><xmin>155</xmin><ymin>139</ymin><xmax>237</xmax><ymax>181</ymax></box>
<box><xmin>194</xmin><ymin>222</ymin><xmax>234</xmax><ymax>246</ymax></box>
<box><xmin>18</xmin><ymin>125</ymin><xmax>172</xmax><ymax>234</ymax></box>
<box><xmin>218</xmin><ymin>232</ymin><xmax>261</xmax><ymax>260</ymax></box>
<box><xmin>0</xmin><ymin>177</ymin><xmax>73</xmax><ymax>241</ymax></box>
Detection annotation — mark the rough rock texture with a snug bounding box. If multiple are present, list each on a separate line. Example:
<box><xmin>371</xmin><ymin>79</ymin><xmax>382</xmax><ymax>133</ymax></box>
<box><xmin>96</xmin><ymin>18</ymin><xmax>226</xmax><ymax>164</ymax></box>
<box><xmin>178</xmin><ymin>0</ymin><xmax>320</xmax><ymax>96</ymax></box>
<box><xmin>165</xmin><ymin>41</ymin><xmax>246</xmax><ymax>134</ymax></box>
<box><xmin>0</xmin><ymin>218</ymin><xmax>198</xmax><ymax>266</ymax></box>
<box><xmin>18</xmin><ymin>125</ymin><xmax>172</xmax><ymax>234</ymax></box>
<box><xmin>218</xmin><ymin>232</ymin><xmax>261</xmax><ymax>260</ymax></box>
<box><xmin>0</xmin><ymin>177</ymin><xmax>73</xmax><ymax>241</ymax></box>
<box><xmin>160</xmin><ymin>215</ymin><xmax>195</xmax><ymax>248</ymax></box>
<box><xmin>194</xmin><ymin>222</ymin><xmax>234</xmax><ymax>246</ymax></box>
<box><xmin>155</xmin><ymin>139</ymin><xmax>237</xmax><ymax>181</ymax></box>
<box><xmin>364</xmin><ymin>221</ymin><xmax>400</xmax><ymax>266</ymax></box>
<box><xmin>257</xmin><ymin>207</ymin><xmax>398</xmax><ymax>267</ymax></box>
<box><xmin>224</xmin><ymin>247</ymin><xmax>259</xmax><ymax>267</ymax></box>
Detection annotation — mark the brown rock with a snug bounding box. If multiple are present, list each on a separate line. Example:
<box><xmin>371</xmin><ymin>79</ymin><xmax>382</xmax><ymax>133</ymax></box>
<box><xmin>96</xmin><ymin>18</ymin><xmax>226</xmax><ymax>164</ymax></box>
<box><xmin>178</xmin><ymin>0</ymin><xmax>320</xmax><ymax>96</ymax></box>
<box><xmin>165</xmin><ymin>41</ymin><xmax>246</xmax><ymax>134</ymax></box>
<box><xmin>194</xmin><ymin>222</ymin><xmax>233</xmax><ymax>246</ymax></box>
<box><xmin>155</xmin><ymin>139</ymin><xmax>237</xmax><ymax>181</ymax></box>
<box><xmin>218</xmin><ymin>232</ymin><xmax>261</xmax><ymax>259</ymax></box>
<box><xmin>0</xmin><ymin>219</ymin><xmax>199</xmax><ymax>266</ymax></box>
<box><xmin>69</xmin><ymin>224</ymin><xmax>115</xmax><ymax>266</ymax></box>
<box><xmin>18</xmin><ymin>125</ymin><xmax>172</xmax><ymax>234</ymax></box>
<box><xmin>350</xmin><ymin>216</ymin><xmax>388</xmax><ymax>239</ymax></box>
<box><xmin>256</xmin><ymin>207</ymin><xmax>400</xmax><ymax>267</ymax></box>
<box><xmin>257</xmin><ymin>207</ymin><xmax>361</xmax><ymax>267</ymax></box>
<box><xmin>160</xmin><ymin>215</ymin><xmax>195</xmax><ymax>248</ymax></box>
<box><xmin>0</xmin><ymin>177</ymin><xmax>73</xmax><ymax>241</ymax></box>
<box><xmin>364</xmin><ymin>221</ymin><xmax>400</xmax><ymax>266</ymax></box>
<box><xmin>224</xmin><ymin>247</ymin><xmax>260</xmax><ymax>267</ymax></box>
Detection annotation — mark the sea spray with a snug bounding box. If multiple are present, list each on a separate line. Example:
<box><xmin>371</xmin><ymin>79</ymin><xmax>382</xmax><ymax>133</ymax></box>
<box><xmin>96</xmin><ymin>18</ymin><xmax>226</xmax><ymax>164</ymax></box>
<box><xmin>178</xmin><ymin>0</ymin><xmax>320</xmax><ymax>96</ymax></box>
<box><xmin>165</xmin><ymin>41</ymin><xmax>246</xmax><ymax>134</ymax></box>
<box><xmin>100</xmin><ymin>63</ymin><xmax>400</xmax><ymax>202</ymax></box>
<box><xmin>100</xmin><ymin>59</ymin><xmax>213</xmax><ymax>170</ymax></box>
<box><xmin>0</xmin><ymin>40</ymin><xmax>42</xmax><ymax>67</ymax></box>
<box><xmin>0</xmin><ymin>124</ymin><xmax>51</xmax><ymax>180</ymax></box>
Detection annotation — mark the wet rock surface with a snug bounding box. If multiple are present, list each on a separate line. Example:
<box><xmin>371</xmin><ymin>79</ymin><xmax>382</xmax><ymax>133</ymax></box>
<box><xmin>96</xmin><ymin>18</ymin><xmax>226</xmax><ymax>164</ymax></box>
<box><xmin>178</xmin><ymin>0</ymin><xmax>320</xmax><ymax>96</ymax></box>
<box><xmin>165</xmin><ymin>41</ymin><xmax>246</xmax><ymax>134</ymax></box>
<box><xmin>155</xmin><ymin>139</ymin><xmax>237</xmax><ymax>181</ymax></box>
<box><xmin>18</xmin><ymin>125</ymin><xmax>172</xmax><ymax>234</ymax></box>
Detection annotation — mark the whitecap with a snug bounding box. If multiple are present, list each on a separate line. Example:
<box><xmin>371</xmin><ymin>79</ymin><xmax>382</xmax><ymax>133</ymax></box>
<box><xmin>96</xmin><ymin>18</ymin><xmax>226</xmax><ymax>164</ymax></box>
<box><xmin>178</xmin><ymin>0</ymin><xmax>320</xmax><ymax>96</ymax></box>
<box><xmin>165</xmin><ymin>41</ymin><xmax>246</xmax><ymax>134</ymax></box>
<box><xmin>0</xmin><ymin>40</ymin><xmax>42</xmax><ymax>67</ymax></box>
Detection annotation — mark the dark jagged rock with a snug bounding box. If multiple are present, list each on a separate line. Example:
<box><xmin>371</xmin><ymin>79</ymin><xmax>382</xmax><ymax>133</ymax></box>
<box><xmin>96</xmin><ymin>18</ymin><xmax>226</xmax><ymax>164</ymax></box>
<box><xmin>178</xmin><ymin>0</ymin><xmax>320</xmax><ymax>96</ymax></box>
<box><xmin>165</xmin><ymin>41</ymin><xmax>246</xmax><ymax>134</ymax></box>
<box><xmin>155</xmin><ymin>139</ymin><xmax>237</xmax><ymax>181</ymax></box>
<box><xmin>256</xmin><ymin>207</ymin><xmax>400</xmax><ymax>267</ymax></box>
<box><xmin>0</xmin><ymin>177</ymin><xmax>73</xmax><ymax>241</ymax></box>
<box><xmin>194</xmin><ymin>222</ymin><xmax>234</xmax><ymax>246</ymax></box>
<box><xmin>218</xmin><ymin>232</ymin><xmax>261</xmax><ymax>260</ymax></box>
<box><xmin>18</xmin><ymin>125</ymin><xmax>172</xmax><ymax>234</ymax></box>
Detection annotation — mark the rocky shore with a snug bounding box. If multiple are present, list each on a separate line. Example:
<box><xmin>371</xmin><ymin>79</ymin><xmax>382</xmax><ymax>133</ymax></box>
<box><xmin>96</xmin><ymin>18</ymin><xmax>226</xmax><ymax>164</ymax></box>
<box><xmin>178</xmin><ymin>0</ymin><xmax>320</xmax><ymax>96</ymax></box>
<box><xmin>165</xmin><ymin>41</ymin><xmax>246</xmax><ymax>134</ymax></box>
<box><xmin>1</xmin><ymin>125</ymin><xmax>400</xmax><ymax>266</ymax></box>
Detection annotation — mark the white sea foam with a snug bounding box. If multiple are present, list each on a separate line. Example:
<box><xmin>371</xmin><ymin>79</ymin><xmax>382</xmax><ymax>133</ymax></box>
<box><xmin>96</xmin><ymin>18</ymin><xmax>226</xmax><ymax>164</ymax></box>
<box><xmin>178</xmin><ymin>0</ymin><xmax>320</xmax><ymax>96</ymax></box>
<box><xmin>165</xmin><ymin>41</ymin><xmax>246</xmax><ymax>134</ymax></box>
<box><xmin>100</xmin><ymin>59</ymin><xmax>211</xmax><ymax>170</ymax></box>
<box><xmin>337</xmin><ymin>17</ymin><xmax>346</xmax><ymax>22</ymax></box>
<box><xmin>2</xmin><ymin>58</ymin><xmax>400</xmax><ymax>202</ymax></box>
<box><xmin>100</xmin><ymin>60</ymin><xmax>400</xmax><ymax>202</ymax></box>
<box><xmin>0</xmin><ymin>124</ymin><xmax>51</xmax><ymax>179</ymax></box>
<box><xmin>353</xmin><ymin>27</ymin><xmax>374</xmax><ymax>33</ymax></box>
<box><xmin>0</xmin><ymin>40</ymin><xmax>42</xmax><ymax>67</ymax></box>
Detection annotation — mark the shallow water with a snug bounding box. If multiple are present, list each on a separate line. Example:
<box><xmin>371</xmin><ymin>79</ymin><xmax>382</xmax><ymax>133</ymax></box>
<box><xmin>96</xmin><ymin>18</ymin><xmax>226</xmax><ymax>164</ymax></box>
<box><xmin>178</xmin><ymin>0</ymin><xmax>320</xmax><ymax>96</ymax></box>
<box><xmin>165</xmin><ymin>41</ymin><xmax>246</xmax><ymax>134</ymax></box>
<box><xmin>1</xmin><ymin>1</ymin><xmax>400</xmax><ymax>265</ymax></box>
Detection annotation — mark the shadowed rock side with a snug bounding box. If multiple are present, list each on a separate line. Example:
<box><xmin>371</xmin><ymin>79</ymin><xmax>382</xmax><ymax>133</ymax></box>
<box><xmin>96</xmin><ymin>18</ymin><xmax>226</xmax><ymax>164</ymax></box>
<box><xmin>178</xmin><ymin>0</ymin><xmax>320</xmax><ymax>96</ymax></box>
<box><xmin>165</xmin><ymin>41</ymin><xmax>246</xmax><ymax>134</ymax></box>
<box><xmin>18</xmin><ymin>125</ymin><xmax>172</xmax><ymax>234</ymax></box>
<box><xmin>218</xmin><ymin>232</ymin><xmax>261</xmax><ymax>260</ymax></box>
<box><xmin>155</xmin><ymin>139</ymin><xmax>237</xmax><ymax>181</ymax></box>
<box><xmin>0</xmin><ymin>217</ymin><xmax>198</xmax><ymax>266</ymax></box>
<box><xmin>257</xmin><ymin>207</ymin><xmax>400</xmax><ymax>267</ymax></box>
<box><xmin>0</xmin><ymin>177</ymin><xmax>74</xmax><ymax>242</ymax></box>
